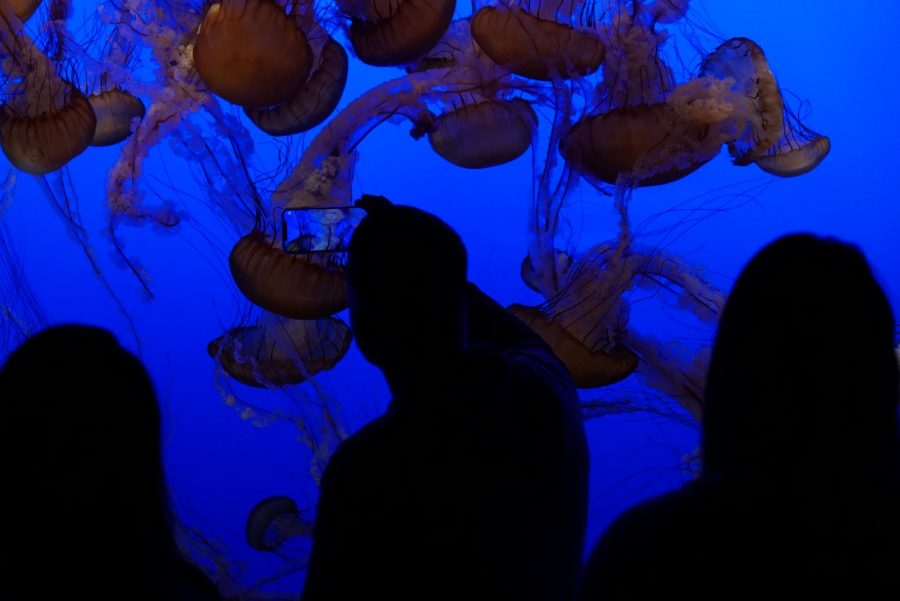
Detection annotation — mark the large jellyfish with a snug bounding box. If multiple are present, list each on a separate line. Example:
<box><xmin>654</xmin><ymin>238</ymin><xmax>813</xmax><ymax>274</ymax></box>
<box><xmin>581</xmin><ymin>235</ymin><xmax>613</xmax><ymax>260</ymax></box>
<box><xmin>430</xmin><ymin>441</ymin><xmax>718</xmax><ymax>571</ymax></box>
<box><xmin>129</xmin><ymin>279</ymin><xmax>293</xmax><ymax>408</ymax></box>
<box><xmin>243</xmin><ymin>16</ymin><xmax>349</xmax><ymax>136</ymax></box>
<box><xmin>470</xmin><ymin>0</ymin><xmax>606</xmax><ymax>81</ymax></box>
<box><xmin>337</xmin><ymin>0</ymin><xmax>456</xmax><ymax>66</ymax></box>
<box><xmin>412</xmin><ymin>19</ymin><xmax>541</xmax><ymax>169</ymax></box>
<box><xmin>0</xmin><ymin>4</ymin><xmax>96</xmax><ymax>175</ymax></box>
<box><xmin>193</xmin><ymin>0</ymin><xmax>313</xmax><ymax>107</ymax></box>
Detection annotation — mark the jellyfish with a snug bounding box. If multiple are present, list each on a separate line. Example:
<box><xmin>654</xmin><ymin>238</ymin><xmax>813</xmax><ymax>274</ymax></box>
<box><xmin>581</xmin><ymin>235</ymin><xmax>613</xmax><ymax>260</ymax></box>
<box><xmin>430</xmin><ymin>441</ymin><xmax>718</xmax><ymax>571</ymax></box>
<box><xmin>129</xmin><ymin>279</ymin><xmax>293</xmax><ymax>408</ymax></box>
<box><xmin>511</xmin><ymin>244</ymin><xmax>640</xmax><ymax>388</ymax></box>
<box><xmin>699</xmin><ymin>37</ymin><xmax>784</xmax><ymax>165</ymax></box>
<box><xmin>229</xmin><ymin>232</ymin><xmax>349</xmax><ymax>319</ymax></box>
<box><xmin>470</xmin><ymin>2</ymin><xmax>605</xmax><ymax>81</ymax></box>
<box><xmin>560</xmin><ymin>102</ymin><xmax>723</xmax><ymax>187</ymax></box>
<box><xmin>243</xmin><ymin>32</ymin><xmax>348</xmax><ymax>136</ymax></box>
<box><xmin>0</xmin><ymin>6</ymin><xmax>96</xmax><ymax>175</ymax></box>
<box><xmin>246</xmin><ymin>496</ymin><xmax>314</xmax><ymax>554</ymax></box>
<box><xmin>428</xmin><ymin>98</ymin><xmax>538</xmax><ymax>168</ymax></box>
<box><xmin>208</xmin><ymin>315</ymin><xmax>352</xmax><ymax>387</ymax></box>
<box><xmin>753</xmin><ymin>107</ymin><xmax>831</xmax><ymax>177</ymax></box>
<box><xmin>90</xmin><ymin>89</ymin><xmax>147</xmax><ymax>146</ymax></box>
<box><xmin>9</xmin><ymin>0</ymin><xmax>41</xmax><ymax>22</ymax></box>
<box><xmin>193</xmin><ymin>0</ymin><xmax>313</xmax><ymax>107</ymax></box>
<box><xmin>411</xmin><ymin>21</ymin><xmax>540</xmax><ymax>168</ymax></box>
<box><xmin>337</xmin><ymin>0</ymin><xmax>456</xmax><ymax>66</ymax></box>
<box><xmin>559</xmin><ymin>4</ymin><xmax>731</xmax><ymax>188</ymax></box>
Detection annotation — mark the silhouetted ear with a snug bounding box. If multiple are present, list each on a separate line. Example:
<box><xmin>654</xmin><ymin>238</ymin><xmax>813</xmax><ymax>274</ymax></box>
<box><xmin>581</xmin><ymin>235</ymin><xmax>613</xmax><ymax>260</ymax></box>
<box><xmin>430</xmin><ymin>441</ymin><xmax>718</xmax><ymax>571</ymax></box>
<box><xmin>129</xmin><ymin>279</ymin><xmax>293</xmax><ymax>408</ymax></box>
<box><xmin>355</xmin><ymin>194</ymin><xmax>393</xmax><ymax>214</ymax></box>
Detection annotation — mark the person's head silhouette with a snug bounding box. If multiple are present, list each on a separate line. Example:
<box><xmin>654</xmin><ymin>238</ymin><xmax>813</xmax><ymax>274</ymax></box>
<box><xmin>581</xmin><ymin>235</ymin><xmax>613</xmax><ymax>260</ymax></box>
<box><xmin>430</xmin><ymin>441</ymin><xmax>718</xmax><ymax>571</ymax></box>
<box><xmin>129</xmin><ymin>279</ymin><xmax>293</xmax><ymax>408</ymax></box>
<box><xmin>346</xmin><ymin>200</ymin><xmax>468</xmax><ymax>382</ymax></box>
<box><xmin>703</xmin><ymin>234</ymin><xmax>899</xmax><ymax>484</ymax></box>
<box><xmin>0</xmin><ymin>325</ymin><xmax>183</xmax><ymax>595</ymax></box>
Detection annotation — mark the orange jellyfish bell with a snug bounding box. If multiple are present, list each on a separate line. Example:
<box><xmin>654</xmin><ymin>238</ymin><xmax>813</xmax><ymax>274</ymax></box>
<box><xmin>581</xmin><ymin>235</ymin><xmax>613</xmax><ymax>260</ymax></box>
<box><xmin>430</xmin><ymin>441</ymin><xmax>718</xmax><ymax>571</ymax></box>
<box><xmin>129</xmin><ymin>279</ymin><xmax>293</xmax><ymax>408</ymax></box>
<box><xmin>208</xmin><ymin>316</ymin><xmax>352</xmax><ymax>387</ymax></box>
<box><xmin>193</xmin><ymin>0</ymin><xmax>313</xmax><ymax>108</ymax></box>
<box><xmin>339</xmin><ymin>0</ymin><xmax>456</xmax><ymax>66</ymax></box>
<box><xmin>0</xmin><ymin>85</ymin><xmax>97</xmax><ymax>175</ymax></box>
<box><xmin>560</xmin><ymin>103</ymin><xmax>720</xmax><ymax>186</ymax></box>
<box><xmin>428</xmin><ymin>99</ymin><xmax>537</xmax><ymax>169</ymax></box>
<box><xmin>10</xmin><ymin>0</ymin><xmax>41</xmax><ymax>21</ymax></box>
<box><xmin>229</xmin><ymin>231</ymin><xmax>347</xmax><ymax>319</ymax></box>
<box><xmin>508</xmin><ymin>304</ymin><xmax>639</xmax><ymax>388</ymax></box>
<box><xmin>89</xmin><ymin>89</ymin><xmax>146</xmax><ymax>146</ymax></box>
<box><xmin>470</xmin><ymin>6</ymin><xmax>605</xmax><ymax>81</ymax></box>
<box><xmin>244</xmin><ymin>37</ymin><xmax>348</xmax><ymax>136</ymax></box>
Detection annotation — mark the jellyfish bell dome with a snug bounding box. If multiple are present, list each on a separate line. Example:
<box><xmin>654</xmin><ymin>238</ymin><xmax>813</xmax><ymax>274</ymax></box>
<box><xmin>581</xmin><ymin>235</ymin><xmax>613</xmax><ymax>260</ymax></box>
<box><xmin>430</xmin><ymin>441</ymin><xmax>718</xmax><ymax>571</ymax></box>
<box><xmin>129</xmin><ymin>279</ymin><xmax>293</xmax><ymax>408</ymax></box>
<box><xmin>470</xmin><ymin>6</ymin><xmax>605</xmax><ymax>81</ymax></box>
<box><xmin>229</xmin><ymin>231</ymin><xmax>348</xmax><ymax>319</ymax></box>
<box><xmin>246</xmin><ymin>496</ymin><xmax>314</xmax><ymax>552</ymax></box>
<box><xmin>244</xmin><ymin>36</ymin><xmax>348</xmax><ymax>136</ymax></box>
<box><xmin>338</xmin><ymin>0</ymin><xmax>456</xmax><ymax>66</ymax></box>
<box><xmin>560</xmin><ymin>103</ymin><xmax>721</xmax><ymax>187</ymax></box>
<box><xmin>208</xmin><ymin>316</ymin><xmax>352</xmax><ymax>388</ymax></box>
<box><xmin>509</xmin><ymin>303</ymin><xmax>639</xmax><ymax>387</ymax></box>
<box><xmin>428</xmin><ymin>98</ymin><xmax>537</xmax><ymax>168</ymax></box>
<box><xmin>192</xmin><ymin>0</ymin><xmax>313</xmax><ymax>108</ymax></box>
<box><xmin>700</xmin><ymin>37</ymin><xmax>784</xmax><ymax>165</ymax></box>
<box><xmin>756</xmin><ymin>128</ymin><xmax>831</xmax><ymax>177</ymax></box>
<box><xmin>0</xmin><ymin>84</ymin><xmax>97</xmax><ymax>175</ymax></box>
<box><xmin>10</xmin><ymin>0</ymin><xmax>41</xmax><ymax>21</ymax></box>
<box><xmin>89</xmin><ymin>89</ymin><xmax>146</xmax><ymax>147</ymax></box>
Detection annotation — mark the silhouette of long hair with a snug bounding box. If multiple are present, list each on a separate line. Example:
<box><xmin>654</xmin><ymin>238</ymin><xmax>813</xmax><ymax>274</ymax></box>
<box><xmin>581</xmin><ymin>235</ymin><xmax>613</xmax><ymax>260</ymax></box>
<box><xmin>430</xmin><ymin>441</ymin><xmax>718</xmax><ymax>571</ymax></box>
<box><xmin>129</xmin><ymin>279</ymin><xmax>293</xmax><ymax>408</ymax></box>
<box><xmin>703</xmin><ymin>234</ymin><xmax>899</xmax><ymax>486</ymax></box>
<box><xmin>0</xmin><ymin>325</ymin><xmax>177</xmax><ymax>595</ymax></box>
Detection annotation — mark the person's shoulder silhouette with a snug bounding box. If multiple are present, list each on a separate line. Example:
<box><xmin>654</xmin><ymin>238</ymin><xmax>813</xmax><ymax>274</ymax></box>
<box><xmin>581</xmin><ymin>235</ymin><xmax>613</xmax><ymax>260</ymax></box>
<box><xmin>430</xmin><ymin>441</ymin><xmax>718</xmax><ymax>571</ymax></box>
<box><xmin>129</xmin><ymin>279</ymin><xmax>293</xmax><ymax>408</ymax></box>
<box><xmin>0</xmin><ymin>325</ymin><xmax>220</xmax><ymax>600</ymax></box>
<box><xmin>580</xmin><ymin>234</ymin><xmax>900</xmax><ymax>600</ymax></box>
<box><xmin>302</xmin><ymin>201</ymin><xmax>589</xmax><ymax>601</ymax></box>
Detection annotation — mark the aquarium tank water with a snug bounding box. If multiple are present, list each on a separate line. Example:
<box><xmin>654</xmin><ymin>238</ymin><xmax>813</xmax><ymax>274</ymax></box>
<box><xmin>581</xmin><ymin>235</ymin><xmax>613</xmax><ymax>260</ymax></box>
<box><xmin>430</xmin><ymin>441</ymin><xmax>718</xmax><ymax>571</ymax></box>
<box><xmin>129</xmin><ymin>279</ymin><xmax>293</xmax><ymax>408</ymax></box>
<box><xmin>0</xmin><ymin>0</ymin><xmax>896</xmax><ymax>597</ymax></box>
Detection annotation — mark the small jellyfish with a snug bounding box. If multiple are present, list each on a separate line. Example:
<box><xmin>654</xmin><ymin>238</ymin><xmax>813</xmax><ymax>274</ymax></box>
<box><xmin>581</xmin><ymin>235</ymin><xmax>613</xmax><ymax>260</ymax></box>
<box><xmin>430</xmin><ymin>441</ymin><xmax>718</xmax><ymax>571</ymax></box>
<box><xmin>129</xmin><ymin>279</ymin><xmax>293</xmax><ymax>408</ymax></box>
<box><xmin>470</xmin><ymin>4</ymin><xmax>605</xmax><ymax>81</ymax></box>
<box><xmin>246</xmin><ymin>496</ymin><xmax>314</xmax><ymax>553</ymax></box>
<box><xmin>193</xmin><ymin>0</ymin><xmax>313</xmax><ymax>107</ymax></box>
<box><xmin>754</xmin><ymin>110</ymin><xmax>831</xmax><ymax>177</ymax></box>
<box><xmin>521</xmin><ymin>250</ymin><xmax>572</xmax><ymax>294</ymax></box>
<box><xmin>244</xmin><ymin>33</ymin><xmax>348</xmax><ymax>136</ymax></box>
<box><xmin>428</xmin><ymin>98</ymin><xmax>537</xmax><ymax>168</ymax></box>
<box><xmin>229</xmin><ymin>231</ymin><xmax>348</xmax><ymax>319</ymax></box>
<box><xmin>207</xmin><ymin>315</ymin><xmax>352</xmax><ymax>387</ymax></box>
<box><xmin>89</xmin><ymin>89</ymin><xmax>147</xmax><ymax>146</ymax></box>
<box><xmin>338</xmin><ymin>0</ymin><xmax>456</xmax><ymax>65</ymax></box>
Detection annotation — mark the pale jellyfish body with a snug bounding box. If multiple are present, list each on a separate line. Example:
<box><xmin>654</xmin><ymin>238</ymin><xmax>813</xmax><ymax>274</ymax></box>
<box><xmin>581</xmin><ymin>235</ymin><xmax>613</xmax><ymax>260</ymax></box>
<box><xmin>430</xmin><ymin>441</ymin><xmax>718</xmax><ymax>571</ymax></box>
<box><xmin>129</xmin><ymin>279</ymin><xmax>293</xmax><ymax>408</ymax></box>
<box><xmin>208</xmin><ymin>315</ymin><xmax>352</xmax><ymax>387</ymax></box>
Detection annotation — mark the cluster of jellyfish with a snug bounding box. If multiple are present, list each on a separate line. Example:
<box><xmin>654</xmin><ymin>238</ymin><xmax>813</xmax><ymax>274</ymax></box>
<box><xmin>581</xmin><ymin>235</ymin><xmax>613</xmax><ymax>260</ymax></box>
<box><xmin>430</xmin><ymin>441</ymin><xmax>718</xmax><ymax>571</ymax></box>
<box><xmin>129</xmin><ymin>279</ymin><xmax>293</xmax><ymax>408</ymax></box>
<box><xmin>0</xmin><ymin>0</ymin><xmax>829</xmax><ymax>596</ymax></box>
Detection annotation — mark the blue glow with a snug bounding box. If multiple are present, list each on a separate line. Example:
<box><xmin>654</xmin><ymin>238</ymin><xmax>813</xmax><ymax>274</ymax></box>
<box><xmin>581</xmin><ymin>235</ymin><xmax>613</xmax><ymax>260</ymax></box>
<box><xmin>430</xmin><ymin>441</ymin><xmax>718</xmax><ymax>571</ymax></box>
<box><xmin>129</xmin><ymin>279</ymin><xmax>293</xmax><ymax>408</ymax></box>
<box><xmin>1</xmin><ymin>0</ymin><xmax>897</xmax><ymax>595</ymax></box>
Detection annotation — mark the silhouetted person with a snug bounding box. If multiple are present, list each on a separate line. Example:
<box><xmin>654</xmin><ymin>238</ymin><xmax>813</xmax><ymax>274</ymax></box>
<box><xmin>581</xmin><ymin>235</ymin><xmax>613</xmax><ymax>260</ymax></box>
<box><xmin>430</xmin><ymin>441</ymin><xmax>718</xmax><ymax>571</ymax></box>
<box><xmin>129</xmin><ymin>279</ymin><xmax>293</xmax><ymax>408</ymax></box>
<box><xmin>0</xmin><ymin>325</ymin><xmax>221</xmax><ymax>600</ymax></box>
<box><xmin>301</xmin><ymin>201</ymin><xmax>589</xmax><ymax>601</ymax></box>
<box><xmin>579</xmin><ymin>234</ymin><xmax>900</xmax><ymax>599</ymax></box>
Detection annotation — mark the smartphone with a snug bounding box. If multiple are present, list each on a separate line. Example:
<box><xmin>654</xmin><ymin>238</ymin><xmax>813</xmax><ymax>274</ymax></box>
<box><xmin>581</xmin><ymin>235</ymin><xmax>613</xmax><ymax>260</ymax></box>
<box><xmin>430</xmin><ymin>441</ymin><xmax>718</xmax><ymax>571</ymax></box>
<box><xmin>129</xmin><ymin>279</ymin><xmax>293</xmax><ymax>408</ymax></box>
<box><xmin>281</xmin><ymin>206</ymin><xmax>366</xmax><ymax>255</ymax></box>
